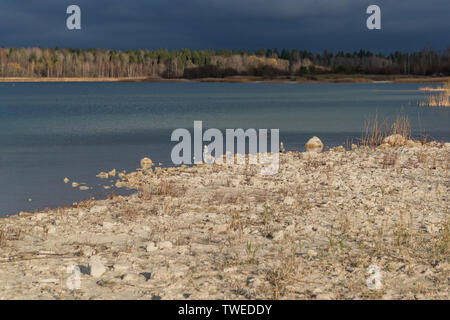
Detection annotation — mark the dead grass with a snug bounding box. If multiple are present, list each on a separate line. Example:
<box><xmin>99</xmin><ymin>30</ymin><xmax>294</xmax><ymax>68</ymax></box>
<box><xmin>0</xmin><ymin>229</ymin><xmax>6</xmax><ymax>247</ymax></box>
<box><xmin>419</xmin><ymin>81</ymin><xmax>450</xmax><ymax>107</ymax></box>
<box><xmin>72</xmin><ymin>197</ymin><xmax>96</xmax><ymax>209</ymax></box>
<box><xmin>0</xmin><ymin>227</ymin><xmax>23</xmax><ymax>245</ymax></box>
<box><xmin>360</xmin><ymin>113</ymin><xmax>411</xmax><ymax>147</ymax></box>
<box><xmin>137</xmin><ymin>179</ymin><xmax>186</xmax><ymax>200</ymax></box>
<box><xmin>382</xmin><ymin>151</ymin><xmax>398</xmax><ymax>169</ymax></box>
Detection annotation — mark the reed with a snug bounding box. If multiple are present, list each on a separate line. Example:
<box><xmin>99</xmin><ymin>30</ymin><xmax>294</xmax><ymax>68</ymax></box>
<box><xmin>360</xmin><ymin>113</ymin><xmax>411</xmax><ymax>147</ymax></box>
<box><xmin>419</xmin><ymin>81</ymin><xmax>450</xmax><ymax>107</ymax></box>
<box><xmin>0</xmin><ymin>230</ymin><xmax>6</xmax><ymax>247</ymax></box>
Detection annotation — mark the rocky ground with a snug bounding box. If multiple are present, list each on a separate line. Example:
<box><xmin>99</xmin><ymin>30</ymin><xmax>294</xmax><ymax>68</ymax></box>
<box><xmin>0</xmin><ymin>141</ymin><xmax>448</xmax><ymax>300</ymax></box>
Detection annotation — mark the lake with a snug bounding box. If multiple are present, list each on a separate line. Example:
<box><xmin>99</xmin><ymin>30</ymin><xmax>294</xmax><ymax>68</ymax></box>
<box><xmin>0</xmin><ymin>82</ymin><xmax>448</xmax><ymax>216</ymax></box>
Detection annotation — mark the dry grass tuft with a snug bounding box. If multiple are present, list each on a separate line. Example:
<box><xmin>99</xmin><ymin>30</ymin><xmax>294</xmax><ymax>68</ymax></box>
<box><xmin>382</xmin><ymin>151</ymin><xmax>398</xmax><ymax>169</ymax></box>
<box><xmin>72</xmin><ymin>197</ymin><xmax>96</xmax><ymax>209</ymax></box>
<box><xmin>360</xmin><ymin>113</ymin><xmax>411</xmax><ymax>147</ymax></box>
<box><xmin>419</xmin><ymin>81</ymin><xmax>450</xmax><ymax>107</ymax></box>
<box><xmin>0</xmin><ymin>229</ymin><xmax>6</xmax><ymax>247</ymax></box>
<box><xmin>137</xmin><ymin>180</ymin><xmax>186</xmax><ymax>199</ymax></box>
<box><xmin>0</xmin><ymin>227</ymin><xmax>23</xmax><ymax>245</ymax></box>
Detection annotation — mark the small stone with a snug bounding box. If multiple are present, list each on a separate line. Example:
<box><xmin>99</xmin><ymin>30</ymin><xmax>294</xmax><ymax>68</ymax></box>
<box><xmin>115</xmin><ymin>181</ymin><xmax>125</xmax><ymax>188</ymax></box>
<box><xmin>47</xmin><ymin>226</ymin><xmax>56</xmax><ymax>234</ymax></box>
<box><xmin>122</xmin><ymin>273</ymin><xmax>146</xmax><ymax>282</ymax></box>
<box><xmin>273</xmin><ymin>230</ymin><xmax>284</xmax><ymax>241</ymax></box>
<box><xmin>96</xmin><ymin>172</ymin><xmax>109</xmax><ymax>179</ymax></box>
<box><xmin>157</xmin><ymin>241</ymin><xmax>173</xmax><ymax>249</ymax></box>
<box><xmin>283</xmin><ymin>196</ymin><xmax>295</xmax><ymax>205</ymax></box>
<box><xmin>63</xmin><ymin>177</ymin><xmax>70</xmax><ymax>184</ymax></box>
<box><xmin>108</xmin><ymin>169</ymin><xmax>116</xmax><ymax>177</ymax></box>
<box><xmin>71</xmin><ymin>182</ymin><xmax>79</xmax><ymax>188</ymax></box>
<box><xmin>139</xmin><ymin>272</ymin><xmax>151</xmax><ymax>281</ymax></box>
<box><xmin>113</xmin><ymin>264</ymin><xmax>129</xmax><ymax>272</ymax></box>
<box><xmin>246</xmin><ymin>276</ymin><xmax>262</xmax><ymax>288</ymax></box>
<box><xmin>140</xmin><ymin>157</ymin><xmax>154</xmax><ymax>169</ymax></box>
<box><xmin>89</xmin><ymin>256</ymin><xmax>106</xmax><ymax>278</ymax></box>
<box><xmin>383</xmin><ymin>134</ymin><xmax>406</xmax><ymax>147</ymax></box>
<box><xmin>223</xmin><ymin>266</ymin><xmax>237</xmax><ymax>273</ymax></box>
<box><xmin>102</xmin><ymin>221</ymin><xmax>115</xmax><ymax>229</ymax></box>
<box><xmin>146</xmin><ymin>242</ymin><xmax>158</xmax><ymax>252</ymax></box>
<box><xmin>305</xmin><ymin>136</ymin><xmax>324</xmax><ymax>152</ymax></box>
<box><xmin>79</xmin><ymin>186</ymin><xmax>89</xmax><ymax>191</ymax></box>
<box><xmin>406</xmin><ymin>140</ymin><xmax>422</xmax><ymax>148</ymax></box>
<box><xmin>307</xmin><ymin>249</ymin><xmax>318</xmax><ymax>257</ymax></box>
<box><xmin>213</xmin><ymin>224</ymin><xmax>228</xmax><ymax>234</ymax></box>
<box><xmin>90</xmin><ymin>205</ymin><xmax>108</xmax><ymax>214</ymax></box>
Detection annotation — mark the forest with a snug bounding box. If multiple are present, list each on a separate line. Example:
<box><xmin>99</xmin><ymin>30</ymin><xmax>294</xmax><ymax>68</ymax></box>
<box><xmin>0</xmin><ymin>46</ymin><xmax>449</xmax><ymax>79</ymax></box>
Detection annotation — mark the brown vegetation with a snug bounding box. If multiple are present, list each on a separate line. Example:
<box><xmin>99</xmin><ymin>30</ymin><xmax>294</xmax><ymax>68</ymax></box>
<box><xmin>360</xmin><ymin>113</ymin><xmax>411</xmax><ymax>147</ymax></box>
<box><xmin>419</xmin><ymin>81</ymin><xmax>450</xmax><ymax>107</ymax></box>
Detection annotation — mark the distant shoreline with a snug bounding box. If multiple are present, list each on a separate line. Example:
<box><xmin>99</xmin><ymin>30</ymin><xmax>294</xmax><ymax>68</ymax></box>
<box><xmin>1</xmin><ymin>75</ymin><xmax>449</xmax><ymax>84</ymax></box>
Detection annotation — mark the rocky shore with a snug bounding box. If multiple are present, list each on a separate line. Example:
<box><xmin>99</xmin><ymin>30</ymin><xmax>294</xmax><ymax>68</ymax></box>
<box><xmin>0</xmin><ymin>141</ymin><xmax>448</xmax><ymax>300</ymax></box>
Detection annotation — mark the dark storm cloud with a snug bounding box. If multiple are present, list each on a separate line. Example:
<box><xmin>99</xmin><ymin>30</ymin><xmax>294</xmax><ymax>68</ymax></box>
<box><xmin>0</xmin><ymin>0</ymin><xmax>448</xmax><ymax>52</ymax></box>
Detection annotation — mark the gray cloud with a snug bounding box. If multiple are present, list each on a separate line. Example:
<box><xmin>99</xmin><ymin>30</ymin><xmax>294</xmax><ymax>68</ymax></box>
<box><xmin>0</xmin><ymin>0</ymin><xmax>448</xmax><ymax>52</ymax></box>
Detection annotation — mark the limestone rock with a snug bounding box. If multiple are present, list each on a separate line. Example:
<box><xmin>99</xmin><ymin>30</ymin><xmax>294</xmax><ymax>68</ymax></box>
<box><xmin>47</xmin><ymin>225</ymin><xmax>56</xmax><ymax>234</ymax></box>
<box><xmin>96</xmin><ymin>172</ymin><xmax>109</xmax><ymax>179</ymax></box>
<box><xmin>382</xmin><ymin>134</ymin><xmax>407</xmax><ymax>147</ymax></box>
<box><xmin>307</xmin><ymin>249</ymin><xmax>318</xmax><ymax>258</ymax></box>
<box><xmin>140</xmin><ymin>157</ymin><xmax>154</xmax><ymax>169</ymax></box>
<box><xmin>146</xmin><ymin>242</ymin><xmax>158</xmax><ymax>252</ymax></box>
<box><xmin>305</xmin><ymin>136</ymin><xmax>324</xmax><ymax>152</ymax></box>
<box><xmin>102</xmin><ymin>221</ymin><xmax>115</xmax><ymax>230</ymax></box>
<box><xmin>113</xmin><ymin>264</ymin><xmax>129</xmax><ymax>272</ymax></box>
<box><xmin>157</xmin><ymin>241</ymin><xmax>173</xmax><ymax>250</ymax></box>
<box><xmin>406</xmin><ymin>140</ymin><xmax>422</xmax><ymax>148</ymax></box>
<box><xmin>122</xmin><ymin>273</ymin><xmax>146</xmax><ymax>282</ymax></box>
<box><xmin>89</xmin><ymin>256</ymin><xmax>106</xmax><ymax>278</ymax></box>
<box><xmin>273</xmin><ymin>230</ymin><xmax>284</xmax><ymax>241</ymax></box>
<box><xmin>283</xmin><ymin>196</ymin><xmax>295</xmax><ymax>205</ymax></box>
<box><xmin>246</xmin><ymin>276</ymin><xmax>262</xmax><ymax>288</ymax></box>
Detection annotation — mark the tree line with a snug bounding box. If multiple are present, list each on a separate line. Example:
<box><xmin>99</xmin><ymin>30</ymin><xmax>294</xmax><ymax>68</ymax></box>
<box><xmin>0</xmin><ymin>46</ymin><xmax>449</xmax><ymax>79</ymax></box>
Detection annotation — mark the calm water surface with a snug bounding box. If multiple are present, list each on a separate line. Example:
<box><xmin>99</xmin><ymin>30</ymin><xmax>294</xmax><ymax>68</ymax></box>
<box><xmin>0</xmin><ymin>82</ymin><xmax>448</xmax><ymax>216</ymax></box>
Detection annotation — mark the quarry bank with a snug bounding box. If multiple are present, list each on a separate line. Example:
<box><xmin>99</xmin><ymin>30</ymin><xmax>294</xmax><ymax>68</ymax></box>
<box><xmin>0</xmin><ymin>136</ymin><xmax>448</xmax><ymax>299</ymax></box>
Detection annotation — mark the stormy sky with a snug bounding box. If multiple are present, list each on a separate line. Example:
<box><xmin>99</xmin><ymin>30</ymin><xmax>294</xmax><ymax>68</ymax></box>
<box><xmin>0</xmin><ymin>0</ymin><xmax>448</xmax><ymax>52</ymax></box>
